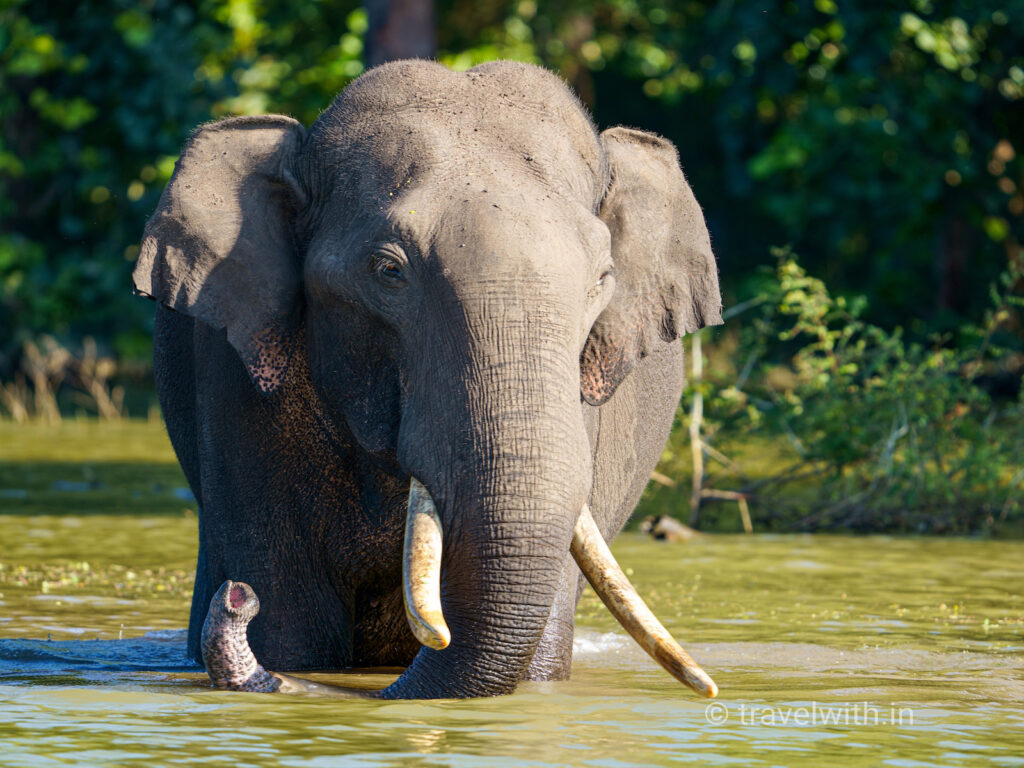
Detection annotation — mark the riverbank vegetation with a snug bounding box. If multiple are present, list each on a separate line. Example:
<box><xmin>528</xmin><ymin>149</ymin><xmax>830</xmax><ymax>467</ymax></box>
<box><xmin>646</xmin><ymin>253</ymin><xmax>1024</xmax><ymax>536</ymax></box>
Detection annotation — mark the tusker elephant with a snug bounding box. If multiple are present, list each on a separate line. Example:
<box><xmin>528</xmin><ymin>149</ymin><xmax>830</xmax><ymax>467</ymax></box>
<box><xmin>133</xmin><ymin>59</ymin><xmax>723</xmax><ymax>699</ymax></box>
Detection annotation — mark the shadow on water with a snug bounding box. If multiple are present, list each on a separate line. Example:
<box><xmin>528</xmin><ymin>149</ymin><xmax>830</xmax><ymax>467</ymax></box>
<box><xmin>0</xmin><ymin>630</ymin><xmax>199</xmax><ymax>684</ymax></box>
<box><xmin>0</xmin><ymin>461</ymin><xmax>193</xmax><ymax>516</ymax></box>
<box><xmin>0</xmin><ymin>419</ymin><xmax>191</xmax><ymax>516</ymax></box>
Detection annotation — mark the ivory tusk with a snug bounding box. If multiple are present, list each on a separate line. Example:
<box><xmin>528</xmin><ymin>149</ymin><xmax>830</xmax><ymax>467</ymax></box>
<box><xmin>403</xmin><ymin>478</ymin><xmax>451</xmax><ymax>650</ymax></box>
<box><xmin>570</xmin><ymin>504</ymin><xmax>718</xmax><ymax>698</ymax></box>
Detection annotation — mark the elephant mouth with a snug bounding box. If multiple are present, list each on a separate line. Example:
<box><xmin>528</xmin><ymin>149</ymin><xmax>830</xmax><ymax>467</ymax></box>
<box><xmin>402</xmin><ymin>478</ymin><xmax>718</xmax><ymax>698</ymax></box>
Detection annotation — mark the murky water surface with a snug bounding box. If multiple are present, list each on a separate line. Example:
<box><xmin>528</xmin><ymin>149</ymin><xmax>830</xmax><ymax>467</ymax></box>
<box><xmin>1</xmin><ymin>515</ymin><xmax>1021</xmax><ymax>766</ymax></box>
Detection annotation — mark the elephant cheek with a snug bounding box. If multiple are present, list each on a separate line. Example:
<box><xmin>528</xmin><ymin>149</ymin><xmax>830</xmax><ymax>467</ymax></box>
<box><xmin>307</xmin><ymin>316</ymin><xmax>402</xmax><ymax>455</ymax></box>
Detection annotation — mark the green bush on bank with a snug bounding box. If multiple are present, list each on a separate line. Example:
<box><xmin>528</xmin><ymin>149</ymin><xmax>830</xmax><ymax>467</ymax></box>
<box><xmin>648</xmin><ymin>250</ymin><xmax>1024</xmax><ymax>535</ymax></box>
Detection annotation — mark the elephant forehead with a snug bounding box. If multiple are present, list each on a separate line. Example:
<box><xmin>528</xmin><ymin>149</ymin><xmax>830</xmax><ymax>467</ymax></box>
<box><xmin>403</xmin><ymin>182</ymin><xmax>607</xmax><ymax>255</ymax></box>
<box><xmin>309</xmin><ymin>60</ymin><xmax>607</xmax><ymax>209</ymax></box>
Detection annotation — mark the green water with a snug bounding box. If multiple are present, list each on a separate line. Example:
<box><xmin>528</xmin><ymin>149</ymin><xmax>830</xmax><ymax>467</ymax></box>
<box><xmin>2</xmin><ymin>515</ymin><xmax>1022</xmax><ymax>767</ymax></box>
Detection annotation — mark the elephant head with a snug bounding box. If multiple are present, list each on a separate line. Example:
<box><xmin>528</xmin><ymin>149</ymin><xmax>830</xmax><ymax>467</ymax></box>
<box><xmin>133</xmin><ymin>60</ymin><xmax>722</xmax><ymax>698</ymax></box>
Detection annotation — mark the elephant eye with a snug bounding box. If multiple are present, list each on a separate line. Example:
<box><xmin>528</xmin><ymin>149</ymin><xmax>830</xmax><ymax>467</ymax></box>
<box><xmin>588</xmin><ymin>270</ymin><xmax>614</xmax><ymax>304</ymax></box>
<box><xmin>372</xmin><ymin>255</ymin><xmax>407</xmax><ymax>286</ymax></box>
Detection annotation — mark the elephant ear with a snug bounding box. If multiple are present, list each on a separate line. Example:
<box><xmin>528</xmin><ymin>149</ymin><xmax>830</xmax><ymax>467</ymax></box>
<box><xmin>133</xmin><ymin>115</ymin><xmax>306</xmax><ymax>394</ymax></box>
<box><xmin>581</xmin><ymin>127</ymin><xmax>723</xmax><ymax>406</ymax></box>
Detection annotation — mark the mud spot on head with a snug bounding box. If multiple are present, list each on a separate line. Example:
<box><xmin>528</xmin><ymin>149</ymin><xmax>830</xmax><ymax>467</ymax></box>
<box><xmin>230</xmin><ymin>584</ymin><xmax>247</xmax><ymax>609</ymax></box>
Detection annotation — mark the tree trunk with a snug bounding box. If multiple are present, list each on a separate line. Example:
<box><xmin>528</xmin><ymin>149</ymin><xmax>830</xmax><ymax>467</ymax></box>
<box><xmin>364</xmin><ymin>0</ymin><xmax>436</xmax><ymax>68</ymax></box>
<box><xmin>938</xmin><ymin>213</ymin><xmax>969</xmax><ymax>313</ymax></box>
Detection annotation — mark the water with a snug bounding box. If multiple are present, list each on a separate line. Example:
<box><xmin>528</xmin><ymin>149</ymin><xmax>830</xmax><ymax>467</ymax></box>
<box><xmin>1</xmin><ymin>515</ymin><xmax>1022</xmax><ymax>766</ymax></box>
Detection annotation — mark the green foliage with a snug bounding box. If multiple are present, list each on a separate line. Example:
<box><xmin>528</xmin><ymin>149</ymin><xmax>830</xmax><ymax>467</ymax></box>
<box><xmin>0</xmin><ymin>0</ymin><xmax>365</xmax><ymax>370</ymax></box>
<box><xmin>682</xmin><ymin>250</ymin><xmax>1024</xmax><ymax>534</ymax></box>
<box><xmin>442</xmin><ymin>1</ymin><xmax>1024</xmax><ymax>331</ymax></box>
<box><xmin>3</xmin><ymin>0</ymin><xmax>1022</xmax><ymax>367</ymax></box>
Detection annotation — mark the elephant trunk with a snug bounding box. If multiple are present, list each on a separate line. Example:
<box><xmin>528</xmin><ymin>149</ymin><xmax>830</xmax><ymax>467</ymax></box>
<box><xmin>387</xmin><ymin>465</ymin><xmax>586</xmax><ymax>697</ymax></box>
<box><xmin>391</xmin><ymin>315</ymin><xmax>589</xmax><ymax>697</ymax></box>
<box><xmin>402</xmin><ymin>485</ymin><xmax>718</xmax><ymax>698</ymax></box>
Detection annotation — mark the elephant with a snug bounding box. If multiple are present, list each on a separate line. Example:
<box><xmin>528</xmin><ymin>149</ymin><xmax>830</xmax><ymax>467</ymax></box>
<box><xmin>132</xmin><ymin>59</ymin><xmax>723</xmax><ymax>700</ymax></box>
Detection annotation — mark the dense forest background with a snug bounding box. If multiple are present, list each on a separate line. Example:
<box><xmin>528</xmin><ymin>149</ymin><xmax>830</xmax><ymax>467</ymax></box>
<box><xmin>2</xmin><ymin>0</ymin><xmax>1023</xmax><ymax>532</ymax></box>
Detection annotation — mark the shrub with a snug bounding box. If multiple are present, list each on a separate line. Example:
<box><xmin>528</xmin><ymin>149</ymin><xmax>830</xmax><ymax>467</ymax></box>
<box><xmin>658</xmin><ymin>249</ymin><xmax>1024</xmax><ymax>534</ymax></box>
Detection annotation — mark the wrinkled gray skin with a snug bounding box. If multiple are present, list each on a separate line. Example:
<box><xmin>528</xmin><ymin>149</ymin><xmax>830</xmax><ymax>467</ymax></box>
<box><xmin>134</xmin><ymin>60</ymin><xmax>722</xmax><ymax>699</ymax></box>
